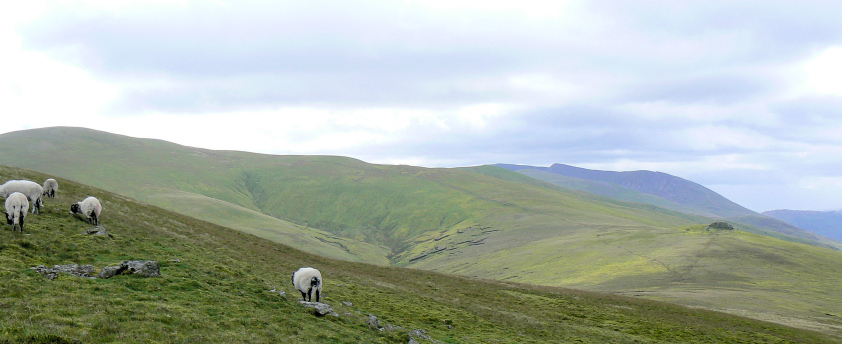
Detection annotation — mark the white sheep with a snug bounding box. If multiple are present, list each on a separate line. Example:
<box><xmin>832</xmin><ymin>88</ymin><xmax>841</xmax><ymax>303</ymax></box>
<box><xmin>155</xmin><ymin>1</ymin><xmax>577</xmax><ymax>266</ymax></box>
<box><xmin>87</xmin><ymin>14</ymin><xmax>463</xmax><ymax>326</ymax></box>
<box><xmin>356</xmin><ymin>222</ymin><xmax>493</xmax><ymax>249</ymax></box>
<box><xmin>0</xmin><ymin>180</ymin><xmax>43</xmax><ymax>214</ymax></box>
<box><xmin>291</xmin><ymin>267</ymin><xmax>323</xmax><ymax>302</ymax></box>
<box><xmin>5</xmin><ymin>192</ymin><xmax>29</xmax><ymax>232</ymax></box>
<box><xmin>43</xmin><ymin>178</ymin><xmax>58</xmax><ymax>198</ymax></box>
<box><xmin>71</xmin><ymin>196</ymin><xmax>102</xmax><ymax>226</ymax></box>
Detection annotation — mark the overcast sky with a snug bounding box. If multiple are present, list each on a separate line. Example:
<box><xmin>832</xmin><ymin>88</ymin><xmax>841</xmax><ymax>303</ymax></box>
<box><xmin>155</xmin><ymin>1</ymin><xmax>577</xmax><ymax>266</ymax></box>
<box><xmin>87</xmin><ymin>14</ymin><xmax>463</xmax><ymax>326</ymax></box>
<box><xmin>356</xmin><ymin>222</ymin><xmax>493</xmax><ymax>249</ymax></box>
<box><xmin>2</xmin><ymin>1</ymin><xmax>842</xmax><ymax>212</ymax></box>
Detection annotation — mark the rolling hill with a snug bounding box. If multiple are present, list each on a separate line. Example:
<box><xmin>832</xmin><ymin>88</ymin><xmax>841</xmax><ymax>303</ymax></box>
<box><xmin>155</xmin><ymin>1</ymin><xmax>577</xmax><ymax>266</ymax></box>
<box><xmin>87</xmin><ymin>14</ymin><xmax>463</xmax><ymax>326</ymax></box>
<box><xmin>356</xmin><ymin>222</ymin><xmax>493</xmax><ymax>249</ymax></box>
<box><xmin>8</xmin><ymin>165</ymin><xmax>837</xmax><ymax>343</ymax></box>
<box><xmin>2</xmin><ymin>127</ymin><xmax>842</xmax><ymax>336</ymax></box>
<box><xmin>764</xmin><ymin>209</ymin><xmax>842</xmax><ymax>242</ymax></box>
<box><xmin>496</xmin><ymin>163</ymin><xmax>835</xmax><ymax>247</ymax></box>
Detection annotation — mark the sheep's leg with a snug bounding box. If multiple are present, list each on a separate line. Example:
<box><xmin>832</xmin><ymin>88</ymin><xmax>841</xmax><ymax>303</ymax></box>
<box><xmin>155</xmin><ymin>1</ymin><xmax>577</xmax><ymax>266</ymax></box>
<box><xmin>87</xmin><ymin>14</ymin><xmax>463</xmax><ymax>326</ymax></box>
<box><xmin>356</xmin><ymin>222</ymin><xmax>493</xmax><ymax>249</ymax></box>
<box><xmin>314</xmin><ymin>289</ymin><xmax>320</xmax><ymax>303</ymax></box>
<box><xmin>19</xmin><ymin>210</ymin><xmax>24</xmax><ymax>232</ymax></box>
<box><xmin>300</xmin><ymin>291</ymin><xmax>307</xmax><ymax>301</ymax></box>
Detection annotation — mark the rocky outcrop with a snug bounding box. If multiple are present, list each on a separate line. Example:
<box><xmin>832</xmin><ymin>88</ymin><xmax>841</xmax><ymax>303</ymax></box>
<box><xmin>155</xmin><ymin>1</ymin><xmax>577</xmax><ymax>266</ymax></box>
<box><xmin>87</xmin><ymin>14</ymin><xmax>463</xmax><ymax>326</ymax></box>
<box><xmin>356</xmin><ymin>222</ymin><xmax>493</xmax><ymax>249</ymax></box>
<box><xmin>98</xmin><ymin>260</ymin><xmax>160</xmax><ymax>279</ymax></box>
<box><xmin>31</xmin><ymin>264</ymin><xmax>96</xmax><ymax>280</ymax></box>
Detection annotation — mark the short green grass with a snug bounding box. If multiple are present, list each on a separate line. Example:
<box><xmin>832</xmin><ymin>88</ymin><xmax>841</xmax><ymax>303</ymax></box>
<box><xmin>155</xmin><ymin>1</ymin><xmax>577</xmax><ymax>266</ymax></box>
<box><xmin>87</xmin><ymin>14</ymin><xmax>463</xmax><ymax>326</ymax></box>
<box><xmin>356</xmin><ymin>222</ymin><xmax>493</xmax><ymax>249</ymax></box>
<box><xmin>2</xmin><ymin>167</ymin><xmax>840</xmax><ymax>343</ymax></box>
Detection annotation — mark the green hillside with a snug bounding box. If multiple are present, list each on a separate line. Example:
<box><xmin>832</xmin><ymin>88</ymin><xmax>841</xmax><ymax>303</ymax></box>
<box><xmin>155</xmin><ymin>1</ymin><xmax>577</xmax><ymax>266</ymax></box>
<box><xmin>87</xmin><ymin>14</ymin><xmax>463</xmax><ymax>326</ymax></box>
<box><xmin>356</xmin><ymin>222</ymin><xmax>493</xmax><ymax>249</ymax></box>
<box><xmin>3</xmin><ymin>127</ymin><xmax>842</xmax><ymax>336</ymax></box>
<box><xmin>5</xmin><ymin>165</ymin><xmax>838</xmax><ymax>343</ymax></box>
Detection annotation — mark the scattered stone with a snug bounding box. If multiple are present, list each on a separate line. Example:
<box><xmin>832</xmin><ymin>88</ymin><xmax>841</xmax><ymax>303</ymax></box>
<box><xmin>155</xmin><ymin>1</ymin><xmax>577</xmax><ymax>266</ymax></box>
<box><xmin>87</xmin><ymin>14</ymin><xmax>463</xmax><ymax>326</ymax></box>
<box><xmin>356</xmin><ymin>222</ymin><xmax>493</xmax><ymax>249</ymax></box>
<box><xmin>367</xmin><ymin>314</ymin><xmax>381</xmax><ymax>329</ymax></box>
<box><xmin>97</xmin><ymin>260</ymin><xmax>160</xmax><ymax>279</ymax></box>
<box><xmin>85</xmin><ymin>226</ymin><xmax>113</xmax><ymax>238</ymax></box>
<box><xmin>298</xmin><ymin>301</ymin><xmax>338</xmax><ymax>317</ymax></box>
<box><xmin>342</xmin><ymin>301</ymin><xmax>353</xmax><ymax>306</ymax></box>
<box><xmin>408</xmin><ymin>337</ymin><xmax>420</xmax><ymax>344</ymax></box>
<box><xmin>383</xmin><ymin>323</ymin><xmax>403</xmax><ymax>332</ymax></box>
<box><xmin>408</xmin><ymin>329</ymin><xmax>443</xmax><ymax>344</ymax></box>
<box><xmin>31</xmin><ymin>264</ymin><xmax>96</xmax><ymax>280</ymax></box>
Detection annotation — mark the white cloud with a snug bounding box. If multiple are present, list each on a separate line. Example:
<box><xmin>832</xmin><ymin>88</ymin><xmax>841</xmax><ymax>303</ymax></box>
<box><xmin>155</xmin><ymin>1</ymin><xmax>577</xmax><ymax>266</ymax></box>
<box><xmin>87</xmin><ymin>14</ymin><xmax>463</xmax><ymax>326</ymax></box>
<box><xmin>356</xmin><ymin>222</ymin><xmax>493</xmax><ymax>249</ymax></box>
<box><xmin>4</xmin><ymin>1</ymin><xmax>842</xmax><ymax>211</ymax></box>
<box><xmin>803</xmin><ymin>46</ymin><xmax>842</xmax><ymax>96</ymax></box>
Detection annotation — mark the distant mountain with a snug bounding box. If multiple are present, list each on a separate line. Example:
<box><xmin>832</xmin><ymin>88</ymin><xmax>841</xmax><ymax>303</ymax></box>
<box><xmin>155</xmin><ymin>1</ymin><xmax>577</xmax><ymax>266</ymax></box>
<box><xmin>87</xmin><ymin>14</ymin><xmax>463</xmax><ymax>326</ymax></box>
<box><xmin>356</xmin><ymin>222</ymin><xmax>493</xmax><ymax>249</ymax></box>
<box><xmin>496</xmin><ymin>163</ymin><xmax>831</xmax><ymax>246</ymax></box>
<box><xmin>764</xmin><ymin>209</ymin><xmax>842</xmax><ymax>242</ymax></box>
<box><xmin>498</xmin><ymin>163</ymin><xmax>754</xmax><ymax>218</ymax></box>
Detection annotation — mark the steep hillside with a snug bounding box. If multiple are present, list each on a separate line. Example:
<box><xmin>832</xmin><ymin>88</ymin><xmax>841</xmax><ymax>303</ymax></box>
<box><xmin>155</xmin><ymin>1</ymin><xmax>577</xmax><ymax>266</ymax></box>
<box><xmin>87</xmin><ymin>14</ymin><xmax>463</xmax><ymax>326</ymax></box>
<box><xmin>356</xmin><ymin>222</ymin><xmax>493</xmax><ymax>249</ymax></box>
<box><xmin>4</xmin><ymin>127</ymin><xmax>842</xmax><ymax>335</ymax></box>
<box><xmin>497</xmin><ymin>163</ymin><xmax>835</xmax><ymax>248</ymax></box>
<box><xmin>5</xmin><ymin>165</ymin><xmax>838</xmax><ymax>343</ymax></box>
<box><xmin>0</xmin><ymin>127</ymin><xmax>391</xmax><ymax>264</ymax></box>
<box><xmin>765</xmin><ymin>209</ymin><xmax>842</xmax><ymax>242</ymax></box>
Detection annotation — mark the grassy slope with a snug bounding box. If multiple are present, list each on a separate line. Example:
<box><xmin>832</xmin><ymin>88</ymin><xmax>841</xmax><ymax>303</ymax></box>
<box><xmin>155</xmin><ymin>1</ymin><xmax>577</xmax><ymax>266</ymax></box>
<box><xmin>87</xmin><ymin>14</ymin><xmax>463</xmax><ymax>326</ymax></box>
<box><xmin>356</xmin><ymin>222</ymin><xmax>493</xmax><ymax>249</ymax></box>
<box><xmin>5</xmin><ymin>166</ymin><xmax>839</xmax><ymax>343</ymax></box>
<box><xmin>3</xmin><ymin>127</ymin><xmax>842</xmax><ymax>336</ymax></box>
<box><xmin>0</xmin><ymin>127</ymin><xmax>391</xmax><ymax>264</ymax></box>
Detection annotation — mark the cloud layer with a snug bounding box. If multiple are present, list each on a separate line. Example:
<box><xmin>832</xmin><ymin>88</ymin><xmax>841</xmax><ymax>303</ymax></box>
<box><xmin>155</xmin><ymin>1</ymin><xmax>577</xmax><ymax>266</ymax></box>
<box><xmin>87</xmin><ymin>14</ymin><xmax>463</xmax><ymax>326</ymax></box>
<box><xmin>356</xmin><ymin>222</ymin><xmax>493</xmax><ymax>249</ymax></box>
<box><xmin>3</xmin><ymin>0</ymin><xmax>842</xmax><ymax>212</ymax></box>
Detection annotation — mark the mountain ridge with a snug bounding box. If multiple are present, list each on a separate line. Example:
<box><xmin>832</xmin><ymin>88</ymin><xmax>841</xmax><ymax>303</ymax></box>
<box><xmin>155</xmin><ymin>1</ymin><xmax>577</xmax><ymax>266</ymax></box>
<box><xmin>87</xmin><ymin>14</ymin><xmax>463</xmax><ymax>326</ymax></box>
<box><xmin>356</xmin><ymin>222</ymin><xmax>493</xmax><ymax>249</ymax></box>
<box><xmin>495</xmin><ymin>163</ymin><xmax>833</xmax><ymax>247</ymax></box>
<box><xmin>764</xmin><ymin>209</ymin><xmax>842</xmax><ymax>242</ymax></box>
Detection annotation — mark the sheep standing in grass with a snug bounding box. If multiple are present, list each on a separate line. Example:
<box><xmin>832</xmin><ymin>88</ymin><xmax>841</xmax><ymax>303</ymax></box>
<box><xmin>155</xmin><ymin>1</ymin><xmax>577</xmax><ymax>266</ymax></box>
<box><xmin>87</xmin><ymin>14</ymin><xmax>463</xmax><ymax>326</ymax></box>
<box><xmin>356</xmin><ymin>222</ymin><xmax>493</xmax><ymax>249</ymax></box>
<box><xmin>71</xmin><ymin>196</ymin><xmax>102</xmax><ymax>226</ymax></box>
<box><xmin>5</xmin><ymin>192</ymin><xmax>29</xmax><ymax>232</ymax></box>
<box><xmin>43</xmin><ymin>179</ymin><xmax>58</xmax><ymax>198</ymax></box>
<box><xmin>292</xmin><ymin>267</ymin><xmax>322</xmax><ymax>302</ymax></box>
<box><xmin>0</xmin><ymin>180</ymin><xmax>43</xmax><ymax>214</ymax></box>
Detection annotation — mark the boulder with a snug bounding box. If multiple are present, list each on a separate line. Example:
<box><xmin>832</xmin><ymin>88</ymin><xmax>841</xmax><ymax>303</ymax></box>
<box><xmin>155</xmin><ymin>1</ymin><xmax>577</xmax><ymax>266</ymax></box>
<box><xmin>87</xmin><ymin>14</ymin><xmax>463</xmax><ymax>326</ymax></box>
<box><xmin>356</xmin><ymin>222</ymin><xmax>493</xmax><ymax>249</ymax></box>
<box><xmin>367</xmin><ymin>314</ymin><xmax>381</xmax><ymax>329</ymax></box>
<box><xmin>98</xmin><ymin>260</ymin><xmax>160</xmax><ymax>279</ymax></box>
<box><xmin>299</xmin><ymin>301</ymin><xmax>338</xmax><ymax>317</ymax></box>
<box><xmin>86</xmin><ymin>226</ymin><xmax>113</xmax><ymax>238</ymax></box>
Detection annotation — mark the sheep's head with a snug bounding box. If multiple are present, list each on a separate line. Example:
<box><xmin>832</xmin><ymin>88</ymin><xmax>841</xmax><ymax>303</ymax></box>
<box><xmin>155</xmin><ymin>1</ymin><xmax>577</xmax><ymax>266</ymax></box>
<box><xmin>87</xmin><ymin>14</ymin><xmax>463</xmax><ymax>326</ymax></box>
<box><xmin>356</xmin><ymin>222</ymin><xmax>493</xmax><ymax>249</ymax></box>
<box><xmin>311</xmin><ymin>276</ymin><xmax>320</xmax><ymax>287</ymax></box>
<box><xmin>70</xmin><ymin>203</ymin><xmax>80</xmax><ymax>214</ymax></box>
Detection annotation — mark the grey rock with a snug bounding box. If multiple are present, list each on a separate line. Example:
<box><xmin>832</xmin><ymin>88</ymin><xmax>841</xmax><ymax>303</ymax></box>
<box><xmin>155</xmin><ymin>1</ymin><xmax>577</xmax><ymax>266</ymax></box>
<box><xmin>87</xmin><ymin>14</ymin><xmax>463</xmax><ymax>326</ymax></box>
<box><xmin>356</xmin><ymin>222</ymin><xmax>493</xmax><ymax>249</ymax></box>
<box><xmin>408</xmin><ymin>338</ymin><xmax>420</xmax><ymax>344</ymax></box>
<box><xmin>85</xmin><ymin>226</ymin><xmax>113</xmax><ymax>238</ymax></box>
<box><xmin>31</xmin><ymin>264</ymin><xmax>96</xmax><ymax>279</ymax></box>
<box><xmin>299</xmin><ymin>301</ymin><xmax>338</xmax><ymax>317</ymax></box>
<box><xmin>98</xmin><ymin>260</ymin><xmax>160</xmax><ymax>279</ymax></box>
<box><xmin>97</xmin><ymin>265</ymin><xmax>121</xmax><ymax>279</ymax></box>
<box><xmin>123</xmin><ymin>260</ymin><xmax>160</xmax><ymax>277</ymax></box>
<box><xmin>367</xmin><ymin>314</ymin><xmax>380</xmax><ymax>329</ymax></box>
<box><xmin>408</xmin><ymin>329</ymin><xmax>443</xmax><ymax>344</ymax></box>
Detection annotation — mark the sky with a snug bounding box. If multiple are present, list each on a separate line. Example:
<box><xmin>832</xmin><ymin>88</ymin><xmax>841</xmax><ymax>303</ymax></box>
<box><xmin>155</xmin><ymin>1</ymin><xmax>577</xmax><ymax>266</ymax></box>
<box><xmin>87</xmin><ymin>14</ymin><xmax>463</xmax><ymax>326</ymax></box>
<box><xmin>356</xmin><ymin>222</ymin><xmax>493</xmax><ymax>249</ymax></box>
<box><xmin>2</xmin><ymin>1</ymin><xmax>842</xmax><ymax>212</ymax></box>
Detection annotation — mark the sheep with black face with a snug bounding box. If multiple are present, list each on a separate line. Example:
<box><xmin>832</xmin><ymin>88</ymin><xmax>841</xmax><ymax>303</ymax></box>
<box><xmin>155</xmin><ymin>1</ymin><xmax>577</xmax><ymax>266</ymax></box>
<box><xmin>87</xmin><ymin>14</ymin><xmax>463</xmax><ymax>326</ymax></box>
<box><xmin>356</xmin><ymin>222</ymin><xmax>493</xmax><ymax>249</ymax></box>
<box><xmin>292</xmin><ymin>267</ymin><xmax>322</xmax><ymax>302</ymax></box>
<box><xmin>71</xmin><ymin>196</ymin><xmax>102</xmax><ymax>226</ymax></box>
<box><xmin>42</xmin><ymin>178</ymin><xmax>58</xmax><ymax>198</ymax></box>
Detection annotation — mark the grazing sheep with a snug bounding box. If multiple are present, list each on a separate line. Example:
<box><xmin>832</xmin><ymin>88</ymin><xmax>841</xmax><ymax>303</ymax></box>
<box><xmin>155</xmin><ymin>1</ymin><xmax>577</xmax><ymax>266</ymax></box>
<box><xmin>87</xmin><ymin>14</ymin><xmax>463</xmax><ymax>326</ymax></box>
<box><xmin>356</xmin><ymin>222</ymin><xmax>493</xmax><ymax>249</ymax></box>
<box><xmin>70</xmin><ymin>196</ymin><xmax>102</xmax><ymax>226</ymax></box>
<box><xmin>5</xmin><ymin>192</ymin><xmax>29</xmax><ymax>232</ymax></box>
<box><xmin>0</xmin><ymin>180</ymin><xmax>43</xmax><ymax>214</ymax></box>
<box><xmin>43</xmin><ymin>178</ymin><xmax>58</xmax><ymax>198</ymax></box>
<box><xmin>292</xmin><ymin>267</ymin><xmax>323</xmax><ymax>302</ymax></box>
